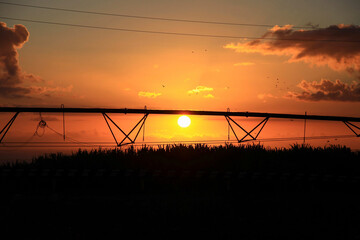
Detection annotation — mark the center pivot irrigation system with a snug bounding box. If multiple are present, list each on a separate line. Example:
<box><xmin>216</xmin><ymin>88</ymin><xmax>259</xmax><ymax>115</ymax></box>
<box><xmin>0</xmin><ymin>107</ymin><xmax>360</xmax><ymax>147</ymax></box>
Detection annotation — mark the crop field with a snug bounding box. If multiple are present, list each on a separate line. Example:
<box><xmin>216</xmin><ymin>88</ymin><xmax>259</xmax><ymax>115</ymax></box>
<box><xmin>1</xmin><ymin>144</ymin><xmax>360</xmax><ymax>239</ymax></box>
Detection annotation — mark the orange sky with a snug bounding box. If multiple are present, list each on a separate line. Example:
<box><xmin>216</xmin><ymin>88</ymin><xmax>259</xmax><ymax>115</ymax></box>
<box><xmin>0</xmin><ymin>0</ymin><xmax>360</xmax><ymax>160</ymax></box>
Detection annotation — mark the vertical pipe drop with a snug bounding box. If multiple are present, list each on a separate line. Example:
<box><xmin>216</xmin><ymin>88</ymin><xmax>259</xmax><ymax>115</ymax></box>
<box><xmin>303</xmin><ymin>111</ymin><xmax>307</xmax><ymax>144</ymax></box>
<box><xmin>61</xmin><ymin>104</ymin><xmax>65</xmax><ymax>141</ymax></box>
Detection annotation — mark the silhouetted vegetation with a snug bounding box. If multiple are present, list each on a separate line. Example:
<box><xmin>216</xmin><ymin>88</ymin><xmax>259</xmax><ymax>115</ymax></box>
<box><xmin>2</xmin><ymin>144</ymin><xmax>360</xmax><ymax>239</ymax></box>
<box><xmin>2</xmin><ymin>143</ymin><xmax>359</xmax><ymax>175</ymax></box>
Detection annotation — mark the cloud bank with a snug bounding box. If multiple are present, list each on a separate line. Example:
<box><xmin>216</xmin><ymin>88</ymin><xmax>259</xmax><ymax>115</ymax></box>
<box><xmin>0</xmin><ymin>22</ymin><xmax>74</xmax><ymax>100</ymax></box>
<box><xmin>287</xmin><ymin>79</ymin><xmax>360</xmax><ymax>102</ymax></box>
<box><xmin>225</xmin><ymin>24</ymin><xmax>360</xmax><ymax>75</ymax></box>
<box><xmin>0</xmin><ymin>22</ymin><xmax>34</xmax><ymax>98</ymax></box>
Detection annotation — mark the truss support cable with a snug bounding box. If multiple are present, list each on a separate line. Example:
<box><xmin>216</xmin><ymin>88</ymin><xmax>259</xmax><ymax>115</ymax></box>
<box><xmin>227</xmin><ymin>116</ymin><xmax>256</xmax><ymax>140</ymax></box>
<box><xmin>0</xmin><ymin>112</ymin><xmax>19</xmax><ymax>143</ymax></box>
<box><xmin>225</xmin><ymin>116</ymin><xmax>240</xmax><ymax>142</ymax></box>
<box><xmin>239</xmin><ymin>117</ymin><xmax>269</xmax><ymax>142</ymax></box>
<box><xmin>102</xmin><ymin>113</ymin><xmax>149</xmax><ymax>146</ymax></box>
<box><xmin>343</xmin><ymin>121</ymin><xmax>360</xmax><ymax>137</ymax></box>
<box><xmin>133</xmin><ymin>114</ymin><xmax>148</xmax><ymax>143</ymax></box>
<box><xmin>102</xmin><ymin>113</ymin><xmax>119</xmax><ymax>145</ymax></box>
<box><xmin>347</xmin><ymin>121</ymin><xmax>360</xmax><ymax>132</ymax></box>
<box><xmin>254</xmin><ymin>117</ymin><xmax>269</xmax><ymax>139</ymax></box>
<box><xmin>103</xmin><ymin>113</ymin><xmax>133</xmax><ymax>144</ymax></box>
<box><xmin>118</xmin><ymin>114</ymin><xmax>148</xmax><ymax>146</ymax></box>
<box><xmin>225</xmin><ymin>116</ymin><xmax>269</xmax><ymax>143</ymax></box>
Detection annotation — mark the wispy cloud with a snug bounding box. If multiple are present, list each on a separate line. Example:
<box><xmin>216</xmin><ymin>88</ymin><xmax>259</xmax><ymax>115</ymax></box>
<box><xmin>286</xmin><ymin>79</ymin><xmax>360</xmax><ymax>102</ymax></box>
<box><xmin>138</xmin><ymin>91</ymin><xmax>162</xmax><ymax>98</ymax></box>
<box><xmin>233</xmin><ymin>62</ymin><xmax>255</xmax><ymax>67</ymax></box>
<box><xmin>30</xmin><ymin>85</ymin><xmax>73</xmax><ymax>97</ymax></box>
<box><xmin>187</xmin><ymin>86</ymin><xmax>213</xmax><ymax>95</ymax></box>
<box><xmin>225</xmin><ymin>24</ymin><xmax>360</xmax><ymax>76</ymax></box>
<box><xmin>204</xmin><ymin>94</ymin><xmax>214</xmax><ymax>98</ymax></box>
<box><xmin>257</xmin><ymin>93</ymin><xmax>276</xmax><ymax>100</ymax></box>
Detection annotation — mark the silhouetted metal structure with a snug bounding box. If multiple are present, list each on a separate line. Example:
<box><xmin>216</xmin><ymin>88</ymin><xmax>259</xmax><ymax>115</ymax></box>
<box><xmin>1</xmin><ymin>107</ymin><xmax>359</xmax><ymax>146</ymax></box>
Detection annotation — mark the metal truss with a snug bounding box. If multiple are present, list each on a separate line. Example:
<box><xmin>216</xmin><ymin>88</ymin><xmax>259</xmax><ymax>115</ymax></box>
<box><xmin>102</xmin><ymin>112</ymin><xmax>149</xmax><ymax>146</ymax></box>
<box><xmin>0</xmin><ymin>112</ymin><xmax>19</xmax><ymax>143</ymax></box>
<box><xmin>343</xmin><ymin>121</ymin><xmax>360</xmax><ymax>137</ymax></box>
<box><xmin>225</xmin><ymin>116</ymin><xmax>269</xmax><ymax>143</ymax></box>
<box><xmin>0</xmin><ymin>107</ymin><xmax>359</xmax><ymax>146</ymax></box>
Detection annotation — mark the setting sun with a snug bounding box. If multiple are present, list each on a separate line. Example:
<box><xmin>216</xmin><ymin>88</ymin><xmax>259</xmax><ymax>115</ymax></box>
<box><xmin>178</xmin><ymin>115</ymin><xmax>191</xmax><ymax>128</ymax></box>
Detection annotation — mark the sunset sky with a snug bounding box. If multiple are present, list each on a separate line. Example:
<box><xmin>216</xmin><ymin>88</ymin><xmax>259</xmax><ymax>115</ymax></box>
<box><xmin>1</xmin><ymin>0</ymin><xmax>360</xmax><ymax>160</ymax></box>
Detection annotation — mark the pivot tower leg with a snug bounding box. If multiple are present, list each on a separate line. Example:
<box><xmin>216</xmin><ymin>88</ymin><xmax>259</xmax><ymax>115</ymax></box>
<box><xmin>0</xmin><ymin>112</ymin><xmax>19</xmax><ymax>143</ymax></box>
<box><xmin>343</xmin><ymin>121</ymin><xmax>360</xmax><ymax>137</ymax></box>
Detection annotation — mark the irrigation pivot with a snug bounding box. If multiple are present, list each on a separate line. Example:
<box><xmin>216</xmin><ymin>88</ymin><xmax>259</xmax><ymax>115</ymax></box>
<box><xmin>0</xmin><ymin>107</ymin><xmax>359</xmax><ymax>146</ymax></box>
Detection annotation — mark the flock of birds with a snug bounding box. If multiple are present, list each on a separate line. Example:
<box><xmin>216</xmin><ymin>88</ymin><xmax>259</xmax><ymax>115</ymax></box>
<box><xmin>272</xmin><ymin>77</ymin><xmax>290</xmax><ymax>91</ymax></box>
<box><xmin>159</xmin><ymin>49</ymin><xmax>293</xmax><ymax>93</ymax></box>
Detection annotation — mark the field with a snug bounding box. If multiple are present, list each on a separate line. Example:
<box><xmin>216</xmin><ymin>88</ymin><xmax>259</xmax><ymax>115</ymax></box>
<box><xmin>1</xmin><ymin>144</ymin><xmax>360</xmax><ymax>239</ymax></box>
<box><xmin>4</xmin><ymin>143</ymin><xmax>360</xmax><ymax>172</ymax></box>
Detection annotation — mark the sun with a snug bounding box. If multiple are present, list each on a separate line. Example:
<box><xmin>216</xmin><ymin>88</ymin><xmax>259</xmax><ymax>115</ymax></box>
<box><xmin>178</xmin><ymin>115</ymin><xmax>191</xmax><ymax>128</ymax></box>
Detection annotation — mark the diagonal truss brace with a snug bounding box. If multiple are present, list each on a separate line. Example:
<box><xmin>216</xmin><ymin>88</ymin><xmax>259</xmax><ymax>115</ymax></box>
<box><xmin>225</xmin><ymin>116</ymin><xmax>269</xmax><ymax>143</ymax></box>
<box><xmin>102</xmin><ymin>112</ymin><xmax>149</xmax><ymax>146</ymax></box>
<box><xmin>343</xmin><ymin>121</ymin><xmax>360</xmax><ymax>137</ymax></box>
<box><xmin>0</xmin><ymin>112</ymin><xmax>19</xmax><ymax>143</ymax></box>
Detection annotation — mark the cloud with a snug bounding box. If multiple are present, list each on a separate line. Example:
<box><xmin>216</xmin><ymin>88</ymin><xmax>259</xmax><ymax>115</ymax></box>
<box><xmin>203</xmin><ymin>94</ymin><xmax>214</xmax><ymax>98</ymax></box>
<box><xmin>24</xmin><ymin>73</ymin><xmax>43</xmax><ymax>83</ymax></box>
<box><xmin>138</xmin><ymin>91</ymin><xmax>162</xmax><ymax>98</ymax></box>
<box><xmin>257</xmin><ymin>93</ymin><xmax>276</xmax><ymax>100</ymax></box>
<box><xmin>257</xmin><ymin>93</ymin><xmax>277</xmax><ymax>103</ymax></box>
<box><xmin>0</xmin><ymin>22</ymin><xmax>72</xmax><ymax>100</ymax></box>
<box><xmin>30</xmin><ymin>85</ymin><xmax>73</xmax><ymax>97</ymax></box>
<box><xmin>0</xmin><ymin>85</ymin><xmax>31</xmax><ymax>99</ymax></box>
<box><xmin>286</xmin><ymin>79</ymin><xmax>360</xmax><ymax>102</ymax></box>
<box><xmin>233</xmin><ymin>62</ymin><xmax>255</xmax><ymax>66</ymax></box>
<box><xmin>224</xmin><ymin>24</ymin><xmax>360</xmax><ymax>75</ymax></box>
<box><xmin>187</xmin><ymin>86</ymin><xmax>213</xmax><ymax>95</ymax></box>
<box><xmin>0</xmin><ymin>22</ymin><xmax>32</xmax><ymax>97</ymax></box>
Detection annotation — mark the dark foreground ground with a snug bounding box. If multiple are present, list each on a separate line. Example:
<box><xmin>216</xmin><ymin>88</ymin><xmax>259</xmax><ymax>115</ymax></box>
<box><xmin>1</xmin><ymin>144</ymin><xmax>360</xmax><ymax>239</ymax></box>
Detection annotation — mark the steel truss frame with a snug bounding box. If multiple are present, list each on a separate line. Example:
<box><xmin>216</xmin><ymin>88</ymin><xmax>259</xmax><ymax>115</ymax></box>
<box><xmin>225</xmin><ymin>116</ymin><xmax>269</xmax><ymax>143</ymax></box>
<box><xmin>0</xmin><ymin>107</ymin><xmax>359</xmax><ymax>146</ymax></box>
<box><xmin>102</xmin><ymin>112</ymin><xmax>148</xmax><ymax>146</ymax></box>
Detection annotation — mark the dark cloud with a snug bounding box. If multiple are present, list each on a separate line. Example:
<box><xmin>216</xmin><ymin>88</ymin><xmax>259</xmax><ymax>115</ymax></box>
<box><xmin>225</xmin><ymin>24</ymin><xmax>360</xmax><ymax>75</ymax></box>
<box><xmin>0</xmin><ymin>85</ymin><xmax>31</xmax><ymax>98</ymax></box>
<box><xmin>0</xmin><ymin>22</ymin><xmax>43</xmax><ymax>99</ymax></box>
<box><xmin>286</xmin><ymin>79</ymin><xmax>360</xmax><ymax>102</ymax></box>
